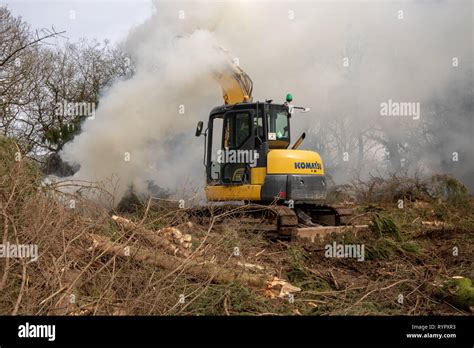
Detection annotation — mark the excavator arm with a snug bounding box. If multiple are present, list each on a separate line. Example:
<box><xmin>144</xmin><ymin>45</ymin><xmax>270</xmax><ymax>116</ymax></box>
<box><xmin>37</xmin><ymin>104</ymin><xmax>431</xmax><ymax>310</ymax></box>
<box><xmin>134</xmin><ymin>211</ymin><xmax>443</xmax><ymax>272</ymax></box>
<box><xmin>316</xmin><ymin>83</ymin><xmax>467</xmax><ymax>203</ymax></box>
<box><xmin>213</xmin><ymin>58</ymin><xmax>253</xmax><ymax>105</ymax></box>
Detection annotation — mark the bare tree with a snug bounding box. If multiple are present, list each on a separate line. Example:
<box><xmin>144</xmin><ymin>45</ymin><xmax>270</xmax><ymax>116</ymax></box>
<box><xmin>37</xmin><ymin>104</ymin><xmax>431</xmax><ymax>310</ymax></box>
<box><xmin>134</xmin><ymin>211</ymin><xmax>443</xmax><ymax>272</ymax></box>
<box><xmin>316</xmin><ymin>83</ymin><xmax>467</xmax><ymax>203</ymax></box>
<box><xmin>0</xmin><ymin>6</ymin><xmax>133</xmax><ymax>160</ymax></box>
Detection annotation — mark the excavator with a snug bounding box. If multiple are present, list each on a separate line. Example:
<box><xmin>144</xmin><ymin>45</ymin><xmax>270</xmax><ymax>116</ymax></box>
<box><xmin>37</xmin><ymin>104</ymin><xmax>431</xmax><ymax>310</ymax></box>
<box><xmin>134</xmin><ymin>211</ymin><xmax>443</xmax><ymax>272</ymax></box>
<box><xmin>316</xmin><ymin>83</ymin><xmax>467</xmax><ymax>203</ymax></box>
<box><xmin>193</xmin><ymin>55</ymin><xmax>351</xmax><ymax>238</ymax></box>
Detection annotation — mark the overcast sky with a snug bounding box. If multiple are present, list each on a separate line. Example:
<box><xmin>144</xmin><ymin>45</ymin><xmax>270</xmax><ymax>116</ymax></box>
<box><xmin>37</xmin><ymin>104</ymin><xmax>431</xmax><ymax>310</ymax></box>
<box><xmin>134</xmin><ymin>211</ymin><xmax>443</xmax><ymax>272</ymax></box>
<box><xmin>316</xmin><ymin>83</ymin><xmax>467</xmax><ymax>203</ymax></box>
<box><xmin>4</xmin><ymin>0</ymin><xmax>153</xmax><ymax>43</ymax></box>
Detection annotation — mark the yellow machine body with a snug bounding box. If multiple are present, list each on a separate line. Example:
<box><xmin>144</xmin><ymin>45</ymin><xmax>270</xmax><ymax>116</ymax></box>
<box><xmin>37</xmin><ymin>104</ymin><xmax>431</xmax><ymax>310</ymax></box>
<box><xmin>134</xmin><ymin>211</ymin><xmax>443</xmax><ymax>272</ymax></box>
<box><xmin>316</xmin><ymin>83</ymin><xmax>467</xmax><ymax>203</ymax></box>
<box><xmin>205</xmin><ymin>149</ymin><xmax>325</xmax><ymax>201</ymax></box>
<box><xmin>201</xmin><ymin>53</ymin><xmax>327</xmax><ymax>203</ymax></box>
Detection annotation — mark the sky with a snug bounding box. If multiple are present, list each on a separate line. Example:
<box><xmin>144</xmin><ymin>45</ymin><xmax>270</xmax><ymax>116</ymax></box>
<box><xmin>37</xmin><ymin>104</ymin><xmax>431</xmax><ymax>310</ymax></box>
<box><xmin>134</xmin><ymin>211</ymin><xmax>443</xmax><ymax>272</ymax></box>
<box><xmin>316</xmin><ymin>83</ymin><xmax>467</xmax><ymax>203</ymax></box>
<box><xmin>4</xmin><ymin>0</ymin><xmax>153</xmax><ymax>43</ymax></box>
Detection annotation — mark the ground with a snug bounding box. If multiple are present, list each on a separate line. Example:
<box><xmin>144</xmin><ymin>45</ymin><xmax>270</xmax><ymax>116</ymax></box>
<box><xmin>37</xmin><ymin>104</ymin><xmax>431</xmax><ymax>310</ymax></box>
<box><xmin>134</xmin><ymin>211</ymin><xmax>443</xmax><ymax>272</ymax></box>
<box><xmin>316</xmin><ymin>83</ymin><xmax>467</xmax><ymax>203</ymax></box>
<box><xmin>0</xmin><ymin>137</ymin><xmax>473</xmax><ymax>315</ymax></box>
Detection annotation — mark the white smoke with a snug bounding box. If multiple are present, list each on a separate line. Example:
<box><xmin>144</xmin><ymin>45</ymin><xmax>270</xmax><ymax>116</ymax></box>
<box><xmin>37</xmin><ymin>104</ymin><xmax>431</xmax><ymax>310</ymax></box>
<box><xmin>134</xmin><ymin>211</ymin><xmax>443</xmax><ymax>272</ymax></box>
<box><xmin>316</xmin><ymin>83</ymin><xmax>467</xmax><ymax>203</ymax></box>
<box><xmin>61</xmin><ymin>0</ymin><xmax>473</xmax><ymax>203</ymax></box>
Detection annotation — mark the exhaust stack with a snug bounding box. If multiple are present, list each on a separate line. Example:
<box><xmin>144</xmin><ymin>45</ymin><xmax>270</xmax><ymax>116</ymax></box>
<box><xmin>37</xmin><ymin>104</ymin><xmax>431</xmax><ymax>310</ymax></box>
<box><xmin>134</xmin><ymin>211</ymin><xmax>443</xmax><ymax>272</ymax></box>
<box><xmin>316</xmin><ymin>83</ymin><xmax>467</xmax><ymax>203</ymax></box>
<box><xmin>291</xmin><ymin>132</ymin><xmax>306</xmax><ymax>150</ymax></box>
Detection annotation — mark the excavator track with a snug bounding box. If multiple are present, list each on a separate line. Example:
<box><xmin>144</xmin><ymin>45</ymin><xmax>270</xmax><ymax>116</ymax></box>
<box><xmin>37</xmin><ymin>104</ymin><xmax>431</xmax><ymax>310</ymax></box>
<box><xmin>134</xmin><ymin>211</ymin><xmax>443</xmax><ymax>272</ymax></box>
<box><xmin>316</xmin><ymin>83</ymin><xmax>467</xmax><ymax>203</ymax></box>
<box><xmin>184</xmin><ymin>203</ymin><xmax>354</xmax><ymax>240</ymax></box>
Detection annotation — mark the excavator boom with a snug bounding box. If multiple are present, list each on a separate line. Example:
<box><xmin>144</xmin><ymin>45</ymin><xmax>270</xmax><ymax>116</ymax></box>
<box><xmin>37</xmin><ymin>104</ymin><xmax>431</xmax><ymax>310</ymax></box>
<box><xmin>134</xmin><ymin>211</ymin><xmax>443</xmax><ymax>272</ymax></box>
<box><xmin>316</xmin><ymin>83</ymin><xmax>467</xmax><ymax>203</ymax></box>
<box><xmin>213</xmin><ymin>59</ymin><xmax>253</xmax><ymax>105</ymax></box>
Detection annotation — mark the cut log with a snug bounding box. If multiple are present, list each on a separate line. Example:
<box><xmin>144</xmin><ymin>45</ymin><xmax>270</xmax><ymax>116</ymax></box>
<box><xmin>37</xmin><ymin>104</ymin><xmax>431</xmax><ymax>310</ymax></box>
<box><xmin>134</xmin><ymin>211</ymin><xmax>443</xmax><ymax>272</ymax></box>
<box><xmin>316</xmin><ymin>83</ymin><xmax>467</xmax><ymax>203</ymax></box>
<box><xmin>111</xmin><ymin>215</ymin><xmax>190</xmax><ymax>257</ymax></box>
<box><xmin>421</xmin><ymin>221</ymin><xmax>452</xmax><ymax>229</ymax></box>
<box><xmin>295</xmin><ymin>225</ymin><xmax>369</xmax><ymax>242</ymax></box>
<box><xmin>90</xmin><ymin>234</ymin><xmax>299</xmax><ymax>297</ymax></box>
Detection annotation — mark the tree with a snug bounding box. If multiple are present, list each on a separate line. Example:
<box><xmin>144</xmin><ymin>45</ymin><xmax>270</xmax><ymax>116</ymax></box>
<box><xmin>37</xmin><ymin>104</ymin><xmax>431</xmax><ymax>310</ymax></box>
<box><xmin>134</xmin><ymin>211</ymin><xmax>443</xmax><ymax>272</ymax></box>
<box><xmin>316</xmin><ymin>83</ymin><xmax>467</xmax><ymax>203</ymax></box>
<box><xmin>0</xmin><ymin>6</ymin><xmax>134</xmax><ymax>160</ymax></box>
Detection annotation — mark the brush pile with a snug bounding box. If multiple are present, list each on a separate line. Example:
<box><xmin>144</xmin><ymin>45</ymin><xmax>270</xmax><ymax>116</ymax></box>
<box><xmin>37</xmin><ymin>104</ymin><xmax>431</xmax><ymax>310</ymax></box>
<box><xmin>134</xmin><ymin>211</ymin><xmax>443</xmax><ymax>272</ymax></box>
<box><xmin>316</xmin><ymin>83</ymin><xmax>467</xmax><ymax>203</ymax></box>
<box><xmin>1</xmin><ymin>137</ymin><xmax>472</xmax><ymax>315</ymax></box>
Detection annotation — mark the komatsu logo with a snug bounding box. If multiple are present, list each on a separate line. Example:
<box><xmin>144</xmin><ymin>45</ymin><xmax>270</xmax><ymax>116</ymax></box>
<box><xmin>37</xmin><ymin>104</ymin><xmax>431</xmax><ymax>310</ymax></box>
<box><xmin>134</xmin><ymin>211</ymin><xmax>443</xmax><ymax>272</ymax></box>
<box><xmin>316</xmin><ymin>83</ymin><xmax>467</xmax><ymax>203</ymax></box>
<box><xmin>294</xmin><ymin>161</ymin><xmax>321</xmax><ymax>170</ymax></box>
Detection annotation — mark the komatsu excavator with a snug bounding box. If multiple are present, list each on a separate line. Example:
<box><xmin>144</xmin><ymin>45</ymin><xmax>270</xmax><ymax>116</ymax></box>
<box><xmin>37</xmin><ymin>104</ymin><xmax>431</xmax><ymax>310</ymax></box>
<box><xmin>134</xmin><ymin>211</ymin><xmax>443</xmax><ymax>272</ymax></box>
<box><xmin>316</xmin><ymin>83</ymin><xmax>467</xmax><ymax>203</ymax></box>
<box><xmin>194</xmin><ymin>55</ymin><xmax>350</xmax><ymax>238</ymax></box>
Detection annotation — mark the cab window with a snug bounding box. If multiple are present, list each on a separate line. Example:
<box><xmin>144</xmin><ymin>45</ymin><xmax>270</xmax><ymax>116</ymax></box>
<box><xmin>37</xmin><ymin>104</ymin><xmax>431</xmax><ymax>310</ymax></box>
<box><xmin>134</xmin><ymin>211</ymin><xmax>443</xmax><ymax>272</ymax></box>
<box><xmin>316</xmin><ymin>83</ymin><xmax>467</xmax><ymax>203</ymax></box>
<box><xmin>266</xmin><ymin>105</ymin><xmax>290</xmax><ymax>148</ymax></box>
<box><xmin>224</xmin><ymin>112</ymin><xmax>251</xmax><ymax>149</ymax></box>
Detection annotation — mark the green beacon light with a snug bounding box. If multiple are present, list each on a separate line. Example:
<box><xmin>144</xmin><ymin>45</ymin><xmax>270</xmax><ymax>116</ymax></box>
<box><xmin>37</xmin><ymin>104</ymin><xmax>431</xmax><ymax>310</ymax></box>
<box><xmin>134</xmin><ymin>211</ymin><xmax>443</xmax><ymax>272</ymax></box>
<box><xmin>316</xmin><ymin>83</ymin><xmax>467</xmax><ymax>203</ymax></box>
<box><xmin>286</xmin><ymin>93</ymin><xmax>293</xmax><ymax>103</ymax></box>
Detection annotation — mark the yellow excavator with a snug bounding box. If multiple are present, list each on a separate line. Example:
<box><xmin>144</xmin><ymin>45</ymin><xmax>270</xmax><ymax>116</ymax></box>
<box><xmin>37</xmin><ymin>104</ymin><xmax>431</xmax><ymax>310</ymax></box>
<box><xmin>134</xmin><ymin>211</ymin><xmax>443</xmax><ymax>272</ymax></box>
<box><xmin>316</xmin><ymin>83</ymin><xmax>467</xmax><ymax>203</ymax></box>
<box><xmin>194</xmin><ymin>56</ymin><xmax>350</xmax><ymax>237</ymax></box>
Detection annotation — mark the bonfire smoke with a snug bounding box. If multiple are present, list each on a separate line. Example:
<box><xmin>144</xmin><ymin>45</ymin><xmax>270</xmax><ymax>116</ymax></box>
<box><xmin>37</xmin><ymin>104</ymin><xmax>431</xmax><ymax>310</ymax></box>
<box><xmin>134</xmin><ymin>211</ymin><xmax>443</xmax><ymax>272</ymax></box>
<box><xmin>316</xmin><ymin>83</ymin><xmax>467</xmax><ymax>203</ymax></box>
<box><xmin>60</xmin><ymin>0</ymin><xmax>473</xmax><ymax>203</ymax></box>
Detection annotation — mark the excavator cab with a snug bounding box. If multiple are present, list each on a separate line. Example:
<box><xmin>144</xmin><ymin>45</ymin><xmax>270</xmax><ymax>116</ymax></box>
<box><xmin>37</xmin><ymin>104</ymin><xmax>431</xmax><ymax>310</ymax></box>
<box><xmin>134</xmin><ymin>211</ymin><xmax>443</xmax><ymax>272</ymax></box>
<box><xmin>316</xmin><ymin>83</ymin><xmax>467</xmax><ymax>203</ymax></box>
<box><xmin>196</xmin><ymin>100</ymin><xmax>327</xmax><ymax>203</ymax></box>
<box><xmin>203</xmin><ymin>102</ymin><xmax>288</xmax><ymax>183</ymax></box>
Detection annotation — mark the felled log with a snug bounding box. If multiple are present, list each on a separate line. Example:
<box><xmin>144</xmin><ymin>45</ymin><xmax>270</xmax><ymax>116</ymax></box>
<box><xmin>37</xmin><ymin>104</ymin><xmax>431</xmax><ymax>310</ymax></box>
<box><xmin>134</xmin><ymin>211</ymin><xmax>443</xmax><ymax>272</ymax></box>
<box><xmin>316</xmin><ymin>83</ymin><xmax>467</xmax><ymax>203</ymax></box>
<box><xmin>90</xmin><ymin>234</ymin><xmax>299</xmax><ymax>297</ymax></box>
<box><xmin>295</xmin><ymin>225</ymin><xmax>369</xmax><ymax>243</ymax></box>
<box><xmin>111</xmin><ymin>215</ymin><xmax>191</xmax><ymax>257</ymax></box>
<box><xmin>156</xmin><ymin>226</ymin><xmax>193</xmax><ymax>249</ymax></box>
<box><xmin>421</xmin><ymin>220</ymin><xmax>452</xmax><ymax>229</ymax></box>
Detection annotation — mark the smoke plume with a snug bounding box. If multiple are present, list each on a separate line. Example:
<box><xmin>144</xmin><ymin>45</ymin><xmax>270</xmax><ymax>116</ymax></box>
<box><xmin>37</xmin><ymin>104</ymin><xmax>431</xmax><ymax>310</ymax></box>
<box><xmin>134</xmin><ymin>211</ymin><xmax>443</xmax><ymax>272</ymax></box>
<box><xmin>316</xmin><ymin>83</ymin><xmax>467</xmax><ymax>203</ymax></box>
<box><xmin>60</xmin><ymin>0</ymin><xmax>473</xmax><ymax>203</ymax></box>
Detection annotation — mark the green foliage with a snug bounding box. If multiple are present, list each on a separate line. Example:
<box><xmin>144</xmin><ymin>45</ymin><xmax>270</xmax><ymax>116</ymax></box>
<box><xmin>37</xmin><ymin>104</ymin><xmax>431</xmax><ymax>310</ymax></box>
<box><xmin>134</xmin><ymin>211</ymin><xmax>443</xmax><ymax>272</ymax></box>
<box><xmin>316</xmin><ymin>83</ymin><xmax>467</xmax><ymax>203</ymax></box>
<box><xmin>429</xmin><ymin>174</ymin><xmax>469</xmax><ymax>206</ymax></box>
<box><xmin>434</xmin><ymin>277</ymin><xmax>474</xmax><ymax>311</ymax></box>
<box><xmin>366</xmin><ymin>237</ymin><xmax>422</xmax><ymax>260</ymax></box>
<box><xmin>287</xmin><ymin>246</ymin><xmax>309</xmax><ymax>283</ymax></box>
<box><xmin>371</xmin><ymin>213</ymin><xmax>402</xmax><ymax>241</ymax></box>
<box><xmin>42</xmin><ymin>118</ymin><xmax>82</xmax><ymax>149</ymax></box>
<box><xmin>363</xmin><ymin>204</ymin><xmax>384</xmax><ymax>213</ymax></box>
<box><xmin>400</xmin><ymin>241</ymin><xmax>420</xmax><ymax>253</ymax></box>
<box><xmin>286</xmin><ymin>246</ymin><xmax>331</xmax><ymax>291</ymax></box>
<box><xmin>365</xmin><ymin>237</ymin><xmax>397</xmax><ymax>260</ymax></box>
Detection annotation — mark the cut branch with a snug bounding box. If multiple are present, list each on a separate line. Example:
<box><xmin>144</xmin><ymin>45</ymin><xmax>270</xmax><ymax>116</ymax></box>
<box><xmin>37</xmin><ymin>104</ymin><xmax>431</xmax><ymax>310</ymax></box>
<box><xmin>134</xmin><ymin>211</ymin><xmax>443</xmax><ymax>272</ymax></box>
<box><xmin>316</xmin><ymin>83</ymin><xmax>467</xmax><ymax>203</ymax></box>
<box><xmin>90</xmin><ymin>234</ymin><xmax>299</xmax><ymax>297</ymax></box>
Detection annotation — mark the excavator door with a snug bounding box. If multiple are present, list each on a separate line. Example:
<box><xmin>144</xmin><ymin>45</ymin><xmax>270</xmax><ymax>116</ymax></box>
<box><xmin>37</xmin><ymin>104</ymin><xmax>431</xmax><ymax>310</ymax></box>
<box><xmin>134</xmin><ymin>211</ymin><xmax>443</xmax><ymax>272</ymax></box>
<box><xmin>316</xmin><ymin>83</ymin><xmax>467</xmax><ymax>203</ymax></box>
<box><xmin>207</xmin><ymin>108</ymin><xmax>256</xmax><ymax>186</ymax></box>
<box><xmin>220</xmin><ymin>109</ymin><xmax>255</xmax><ymax>184</ymax></box>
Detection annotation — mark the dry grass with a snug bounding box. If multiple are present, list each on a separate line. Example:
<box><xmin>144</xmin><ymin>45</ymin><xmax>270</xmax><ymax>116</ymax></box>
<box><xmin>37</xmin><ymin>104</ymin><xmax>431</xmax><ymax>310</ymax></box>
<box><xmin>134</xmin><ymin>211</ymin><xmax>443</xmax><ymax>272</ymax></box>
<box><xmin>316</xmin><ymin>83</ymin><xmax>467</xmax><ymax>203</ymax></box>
<box><xmin>0</xmin><ymin>136</ymin><xmax>472</xmax><ymax>315</ymax></box>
